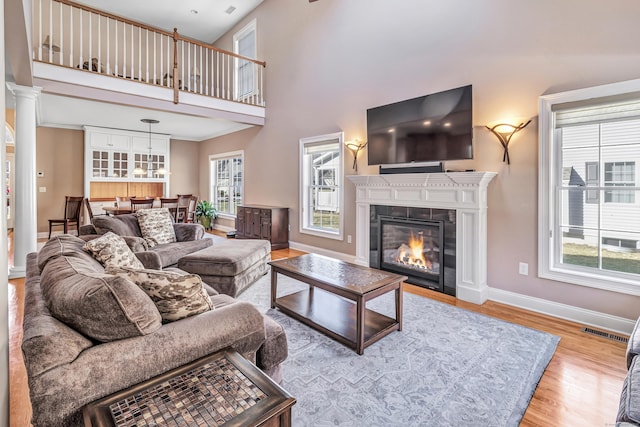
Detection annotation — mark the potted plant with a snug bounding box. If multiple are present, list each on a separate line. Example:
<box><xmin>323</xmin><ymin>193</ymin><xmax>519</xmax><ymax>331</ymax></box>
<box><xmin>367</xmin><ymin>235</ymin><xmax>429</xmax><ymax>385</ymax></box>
<box><xmin>195</xmin><ymin>200</ymin><xmax>217</xmax><ymax>230</ymax></box>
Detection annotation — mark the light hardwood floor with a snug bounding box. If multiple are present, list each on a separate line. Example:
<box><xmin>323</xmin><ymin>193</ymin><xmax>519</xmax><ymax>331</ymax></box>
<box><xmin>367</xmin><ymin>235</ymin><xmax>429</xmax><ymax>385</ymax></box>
<box><xmin>8</xmin><ymin>233</ymin><xmax>628</xmax><ymax>426</ymax></box>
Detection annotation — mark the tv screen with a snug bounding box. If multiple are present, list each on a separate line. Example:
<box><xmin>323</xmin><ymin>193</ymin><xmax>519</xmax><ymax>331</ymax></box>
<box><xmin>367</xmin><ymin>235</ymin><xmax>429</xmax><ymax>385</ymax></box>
<box><xmin>367</xmin><ymin>85</ymin><xmax>473</xmax><ymax>165</ymax></box>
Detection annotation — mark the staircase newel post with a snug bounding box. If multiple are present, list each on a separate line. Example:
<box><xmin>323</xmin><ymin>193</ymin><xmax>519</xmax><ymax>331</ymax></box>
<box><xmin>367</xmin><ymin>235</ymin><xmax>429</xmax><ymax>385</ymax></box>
<box><xmin>173</xmin><ymin>27</ymin><xmax>179</xmax><ymax>104</ymax></box>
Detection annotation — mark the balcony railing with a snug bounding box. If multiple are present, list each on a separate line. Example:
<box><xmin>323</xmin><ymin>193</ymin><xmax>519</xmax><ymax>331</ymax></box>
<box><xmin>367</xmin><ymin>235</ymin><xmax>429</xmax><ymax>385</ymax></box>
<box><xmin>32</xmin><ymin>0</ymin><xmax>266</xmax><ymax>106</ymax></box>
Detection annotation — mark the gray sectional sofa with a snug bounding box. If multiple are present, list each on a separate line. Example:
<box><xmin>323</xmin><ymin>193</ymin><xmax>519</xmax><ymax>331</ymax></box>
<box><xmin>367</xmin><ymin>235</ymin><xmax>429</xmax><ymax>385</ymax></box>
<box><xmin>79</xmin><ymin>213</ymin><xmax>212</xmax><ymax>268</ymax></box>
<box><xmin>22</xmin><ymin>235</ymin><xmax>288</xmax><ymax>427</ymax></box>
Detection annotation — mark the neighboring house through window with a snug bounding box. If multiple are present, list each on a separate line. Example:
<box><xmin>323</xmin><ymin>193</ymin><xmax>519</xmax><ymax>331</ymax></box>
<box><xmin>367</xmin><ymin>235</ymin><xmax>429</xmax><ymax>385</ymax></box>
<box><xmin>210</xmin><ymin>151</ymin><xmax>244</xmax><ymax>216</ymax></box>
<box><xmin>233</xmin><ymin>20</ymin><xmax>256</xmax><ymax>101</ymax></box>
<box><xmin>299</xmin><ymin>132</ymin><xmax>344</xmax><ymax>240</ymax></box>
<box><xmin>539</xmin><ymin>79</ymin><xmax>640</xmax><ymax>295</ymax></box>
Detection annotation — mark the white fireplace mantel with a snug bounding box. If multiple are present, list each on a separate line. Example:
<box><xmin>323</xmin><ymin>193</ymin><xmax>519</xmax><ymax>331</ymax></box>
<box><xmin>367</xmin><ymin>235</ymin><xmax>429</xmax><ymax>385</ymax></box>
<box><xmin>347</xmin><ymin>172</ymin><xmax>497</xmax><ymax>304</ymax></box>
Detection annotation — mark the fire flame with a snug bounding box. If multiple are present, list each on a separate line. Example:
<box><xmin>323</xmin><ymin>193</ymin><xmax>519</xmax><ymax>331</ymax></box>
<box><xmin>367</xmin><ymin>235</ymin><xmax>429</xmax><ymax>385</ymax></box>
<box><xmin>396</xmin><ymin>232</ymin><xmax>433</xmax><ymax>270</ymax></box>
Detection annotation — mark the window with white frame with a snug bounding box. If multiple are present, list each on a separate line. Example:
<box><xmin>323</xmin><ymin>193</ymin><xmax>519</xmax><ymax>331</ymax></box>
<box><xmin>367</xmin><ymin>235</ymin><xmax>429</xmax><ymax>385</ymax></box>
<box><xmin>539</xmin><ymin>79</ymin><xmax>640</xmax><ymax>295</ymax></box>
<box><xmin>233</xmin><ymin>20</ymin><xmax>256</xmax><ymax>101</ymax></box>
<box><xmin>299</xmin><ymin>132</ymin><xmax>344</xmax><ymax>240</ymax></box>
<box><xmin>210</xmin><ymin>151</ymin><xmax>244</xmax><ymax>216</ymax></box>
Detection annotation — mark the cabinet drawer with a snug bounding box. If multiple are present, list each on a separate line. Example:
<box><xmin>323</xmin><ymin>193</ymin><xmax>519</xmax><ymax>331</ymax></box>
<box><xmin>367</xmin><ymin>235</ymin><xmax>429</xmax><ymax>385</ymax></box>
<box><xmin>260</xmin><ymin>209</ymin><xmax>271</xmax><ymax>219</ymax></box>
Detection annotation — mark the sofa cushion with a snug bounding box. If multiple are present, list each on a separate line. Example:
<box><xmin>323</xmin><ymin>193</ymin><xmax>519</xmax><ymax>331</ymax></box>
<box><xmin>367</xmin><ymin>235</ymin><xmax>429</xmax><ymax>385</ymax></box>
<box><xmin>83</xmin><ymin>232</ymin><xmax>145</xmax><ymax>270</ymax></box>
<box><xmin>108</xmin><ymin>267</ymin><xmax>213</xmax><ymax>322</ymax></box>
<box><xmin>38</xmin><ymin>234</ymin><xmax>97</xmax><ymax>273</ymax></box>
<box><xmin>92</xmin><ymin>214</ymin><xmax>142</xmax><ymax>237</ymax></box>
<box><xmin>151</xmin><ymin>239</ymin><xmax>213</xmax><ymax>267</ymax></box>
<box><xmin>23</xmin><ymin>253</ymin><xmax>94</xmax><ymax>377</ymax></box>
<box><xmin>619</xmin><ymin>356</ymin><xmax>640</xmax><ymax>423</ymax></box>
<box><xmin>178</xmin><ymin>240</ymin><xmax>271</xmax><ymax>276</ymax></box>
<box><xmin>136</xmin><ymin>208</ymin><xmax>177</xmax><ymax>248</ymax></box>
<box><xmin>40</xmin><ymin>255</ymin><xmax>162</xmax><ymax>342</ymax></box>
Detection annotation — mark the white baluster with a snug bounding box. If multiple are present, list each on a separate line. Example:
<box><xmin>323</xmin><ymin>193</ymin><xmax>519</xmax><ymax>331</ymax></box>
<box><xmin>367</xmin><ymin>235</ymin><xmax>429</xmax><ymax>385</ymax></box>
<box><xmin>138</xmin><ymin>27</ymin><xmax>141</xmax><ymax>81</ymax></box>
<box><xmin>122</xmin><ymin>20</ymin><xmax>126</xmax><ymax>78</ymax></box>
<box><xmin>166</xmin><ymin>35</ymin><xmax>170</xmax><ymax>86</ymax></box>
<box><xmin>97</xmin><ymin>14</ymin><xmax>101</xmax><ymax>72</ymax></box>
<box><xmin>106</xmin><ymin>17</ymin><xmax>110</xmax><ymax>75</ymax></box>
<box><xmin>199</xmin><ymin>45</ymin><xmax>203</xmax><ymax>94</ymax></box>
<box><xmin>130</xmin><ymin>24</ymin><xmax>134</xmax><ymax>79</ymax></box>
<box><xmin>145</xmin><ymin>29</ymin><xmax>149</xmax><ymax>84</ymax></box>
<box><xmin>69</xmin><ymin>5</ymin><xmax>73</xmax><ymax>67</ymax></box>
<box><xmin>79</xmin><ymin>9</ymin><xmax>83</xmax><ymax>68</ymax></box>
<box><xmin>187</xmin><ymin>42</ymin><xmax>190</xmax><ymax>91</ymax></box>
<box><xmin>216</xmin><ymin>51</ymin><xmax>220</xmax><ymax>98</ymax></box>
<box><xmin>114</xmin><ymin>20</ymin><xmax>118</xmax><ymax>76</ymax></box>
<box><xmin>58</xmin><ymin>2</ymin><xmax>63</xmax><ymax>65</ymax></box>
<box><xmin>88</xmin><ymin>11</ymin><xmax>92</xmax><ymax>70</ymax></box>
<box><xmin>38</xmin><ymin>0</ymin><xmax>42</xmax><ymax>61</ymax></box>
<box><xmin>48</xmin><ymin>0</ymin><xmax>52</xmax><ymax>63</ymax></box>
<box><xmin>160</xmin><ymin>34</ymin><xmax>164</xmax><ymax>86</ymax></box>
<box><xmin>153</xmin><ymin>31</ymin><xmax>156</xmax><ymax>85</ymax></box>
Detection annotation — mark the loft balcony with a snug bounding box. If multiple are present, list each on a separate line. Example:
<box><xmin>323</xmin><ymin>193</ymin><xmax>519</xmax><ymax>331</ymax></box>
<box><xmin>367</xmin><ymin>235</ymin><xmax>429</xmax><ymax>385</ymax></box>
<box><xmin>31</xmin><ymin>0</ymin><xmax>266</xmax><ymax>131</ymax></box>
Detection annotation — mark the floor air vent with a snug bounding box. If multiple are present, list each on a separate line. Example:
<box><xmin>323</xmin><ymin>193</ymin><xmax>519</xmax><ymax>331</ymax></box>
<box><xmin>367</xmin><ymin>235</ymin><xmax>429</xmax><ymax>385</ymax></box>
<box><xmin>582</xmin><ymin>327</ymin><xmax>629</xmax><ymax>343</ymax></box>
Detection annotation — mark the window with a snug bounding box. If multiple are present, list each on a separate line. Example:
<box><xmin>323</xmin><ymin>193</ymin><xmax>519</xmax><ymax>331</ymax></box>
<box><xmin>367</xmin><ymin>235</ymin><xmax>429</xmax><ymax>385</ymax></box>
<box><xmin>299</xmin><ymin>132</ymin><xmax>344</xmax><ymax>240</ymax></box>
<box><xmin>210</xmin><ymin>151</ymin><xmax>244</xmax><ymax>216</ymax></box>
<box><xmin>585</xmin><ymin>162</ymin><xmax>599</xmax><ymax>203</ymax></box>
<box><xmin>604</xmin><ymin>162</ymin><xmax>635</xmax><ymax>203</ymax></box>
<box><xmin>539</xmin><ymin>79</ymin><xmax>640</xmax><ymax>295</ymax></box>
<box><xmin>233</xmin><ymin>20</ymin><xmax>256</xmax><ymax>101</ymax></box>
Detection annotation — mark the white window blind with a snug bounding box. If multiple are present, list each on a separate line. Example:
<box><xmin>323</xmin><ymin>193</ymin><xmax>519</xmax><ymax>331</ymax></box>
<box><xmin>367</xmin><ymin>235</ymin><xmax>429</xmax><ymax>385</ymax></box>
<box><xmin>555</xmin><ymin>99</ymin><xmax>640</xmax><ymax>128</ymax></box>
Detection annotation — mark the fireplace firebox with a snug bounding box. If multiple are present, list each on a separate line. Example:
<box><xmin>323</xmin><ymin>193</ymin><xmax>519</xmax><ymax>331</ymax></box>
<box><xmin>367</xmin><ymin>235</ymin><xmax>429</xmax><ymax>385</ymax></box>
<box><xmin>370</xmin><ymin>205</ymin><xmax>456</xmax><ymax>295</ymax></box>
<box><xmin>378</xmin><ymin>216</ymin><xmax>444</xmax><ymax>291</ymax></box>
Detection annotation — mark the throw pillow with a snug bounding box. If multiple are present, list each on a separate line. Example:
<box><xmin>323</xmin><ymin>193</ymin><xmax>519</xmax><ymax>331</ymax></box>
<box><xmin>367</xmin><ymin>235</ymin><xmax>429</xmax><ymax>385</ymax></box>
<box><xmin>107</xmin><ymin>267</ymin><xmax>214</xmax><ymax>322</ymax></box>
<box><xmin>83</xmin><ymin>232</ymin><xmax>145</xmax><ymax>270</ymax></box>
<box><xmin>136</xmin><ymin>208</ymin><xmax>177</xmax><ymax>248</ymax></box>
<box><xmin>40</xmin><ymin>255</ymin><xmax>162</xmax><ymax>342</ymax></box>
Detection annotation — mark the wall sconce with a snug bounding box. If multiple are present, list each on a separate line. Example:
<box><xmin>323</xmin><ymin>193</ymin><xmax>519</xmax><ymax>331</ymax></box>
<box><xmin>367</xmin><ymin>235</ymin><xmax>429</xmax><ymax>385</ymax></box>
<box><xmin>345</xmin><ymin>140</ymin><xmax>367</xmax><ymax>171</ymax></box>
<box><xmin>485</xmin><ymin>120</ymin><xmax>531</xmax><ymax>165</ymax></box>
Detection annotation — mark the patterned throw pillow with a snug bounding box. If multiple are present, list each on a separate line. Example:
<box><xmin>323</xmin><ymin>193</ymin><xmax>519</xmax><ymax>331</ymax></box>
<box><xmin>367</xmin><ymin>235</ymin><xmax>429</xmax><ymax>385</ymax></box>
<box><xmin>136</xmin><ymin>208</ymin><xmax>177</xmax><ymax>248</ymax></box>
<box><xmin>83</xmin><ymin>232</ymin><xmax>145</xmax><ymax>270</ymax></box>
<box><xmin>107</xmin><ymin>267</ymin><xmax>214</xmax><ymax>322</ymax></box>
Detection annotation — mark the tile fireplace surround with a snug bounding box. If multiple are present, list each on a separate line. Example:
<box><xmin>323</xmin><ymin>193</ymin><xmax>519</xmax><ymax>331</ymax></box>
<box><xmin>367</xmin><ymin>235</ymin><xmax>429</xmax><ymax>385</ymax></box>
<box><xmin>347</xmin><ymin>172</ymin><xmax>497</xmax><ymax>304</ymax></box>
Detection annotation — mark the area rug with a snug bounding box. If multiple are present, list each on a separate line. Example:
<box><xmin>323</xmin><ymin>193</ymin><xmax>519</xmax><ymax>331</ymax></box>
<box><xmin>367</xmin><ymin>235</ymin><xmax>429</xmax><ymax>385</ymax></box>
<box><xmin>239</xmin><ymin>271</ymin><xmax>560</xmax><ymax>427</ymax></box>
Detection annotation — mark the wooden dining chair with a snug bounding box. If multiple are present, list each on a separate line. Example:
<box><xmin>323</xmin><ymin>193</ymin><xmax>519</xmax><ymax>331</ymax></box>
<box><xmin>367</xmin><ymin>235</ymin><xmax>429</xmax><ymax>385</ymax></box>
<box><xmin>176</xmin><ymin>194</ymin><xmax>193</xmax><ymax>222</ymax></box>
<box><xmin>48</xmin><ymin>196</ymin><xmax>84</xmax><ymax>238</ymax></box>
<box><xmin>185</xmin><ymin>196</ymin><xmax>199</xmax><ymax>223</ymax></box>
<box><xmin>130</xmin><ymin>198</ymin><xmax>154</xmax><ymax>212</ymax></box>
<box><xmin>115</xmin><ymin>196</ymin><xmax>133</xmax><ymax>209</ymax></box>
<box><xmin>160</xmin><ymin>197</ymin><xmax>180</xmax><ymax>221</ymax></box>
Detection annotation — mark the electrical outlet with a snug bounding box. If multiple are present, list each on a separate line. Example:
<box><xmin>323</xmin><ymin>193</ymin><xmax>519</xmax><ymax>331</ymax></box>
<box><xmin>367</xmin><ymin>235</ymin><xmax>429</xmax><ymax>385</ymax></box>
<box><xmin>347</xmin><ymin>235</ymin><xmax>352</xmax><ymax>244</ymax></box>
<box><xmin>39</xmin><ymin>187</ymin><xmax>46</xmax><ymax>193</ymax></box>
<box><xmin>519</xmin><ymin>262</ymin><xmax>529</xmax><ymax>276</ymax></box>
<box><xmin>288</xmin><ymin>224</ymin><xmax>291</xmax><ymax>232</ymax></box>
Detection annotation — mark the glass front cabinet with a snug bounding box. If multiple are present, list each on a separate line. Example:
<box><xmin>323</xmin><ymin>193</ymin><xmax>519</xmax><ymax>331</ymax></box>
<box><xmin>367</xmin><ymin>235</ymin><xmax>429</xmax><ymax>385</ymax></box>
<box><xmin>84</xmin><ymin>126</ymin><xmax>170</xmax><ymax>200</ymax></box>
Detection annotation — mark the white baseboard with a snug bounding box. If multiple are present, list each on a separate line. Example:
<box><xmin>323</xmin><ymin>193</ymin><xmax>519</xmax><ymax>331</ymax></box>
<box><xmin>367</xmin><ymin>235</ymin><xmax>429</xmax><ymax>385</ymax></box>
<box><xmin>488</xmin><ymin>287</ymin><xmax>636</xmax><ymax>335</ymax></box>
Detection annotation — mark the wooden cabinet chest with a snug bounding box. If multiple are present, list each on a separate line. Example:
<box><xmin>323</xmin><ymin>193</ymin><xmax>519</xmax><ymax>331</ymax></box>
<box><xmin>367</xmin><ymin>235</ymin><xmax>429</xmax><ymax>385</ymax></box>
<box><xmin>236</xmin><ymin>205</ymin><xmax>289</xmax><ymax>250</ymax></box>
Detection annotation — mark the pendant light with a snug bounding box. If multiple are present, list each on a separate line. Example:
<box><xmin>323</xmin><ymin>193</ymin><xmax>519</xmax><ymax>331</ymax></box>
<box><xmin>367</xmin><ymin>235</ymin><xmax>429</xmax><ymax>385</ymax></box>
<box><xmin>134</xmin><ymin>118</ymin><xmax>161</xmax><ymax>176</ymax></box>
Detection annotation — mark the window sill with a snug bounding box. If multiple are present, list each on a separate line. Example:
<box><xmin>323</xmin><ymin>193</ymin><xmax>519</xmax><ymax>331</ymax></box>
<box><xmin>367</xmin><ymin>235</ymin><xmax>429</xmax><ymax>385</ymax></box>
<box><xmin>300</xmin><ymin>227</ymin><xmax>343</xmax><ymax>241</ymax></box>
<box><xmin>217</xmin><ymin>213</ymin><xmax>237</xmax><ymax>220</ymax></box>
<box><xmin>540</xmin><ymin>265</ymin><xmax>640</xmax><ymax>296</ymax></box>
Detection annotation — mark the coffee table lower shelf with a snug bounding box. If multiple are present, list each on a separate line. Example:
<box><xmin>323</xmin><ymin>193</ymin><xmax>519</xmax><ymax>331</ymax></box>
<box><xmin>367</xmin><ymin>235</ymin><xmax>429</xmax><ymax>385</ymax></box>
<box><xmin>274</xmin><ymin>288</ymin><xmax>399</xmax><ymax>352</ymax></box>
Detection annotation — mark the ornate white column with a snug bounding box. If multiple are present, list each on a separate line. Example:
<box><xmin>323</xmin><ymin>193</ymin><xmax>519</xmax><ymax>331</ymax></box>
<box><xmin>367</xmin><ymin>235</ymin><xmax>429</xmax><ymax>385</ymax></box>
<box><xmin>7</xmin><ymin>84</ymin><xmax>41</xmax><ymax>278</ymax></box>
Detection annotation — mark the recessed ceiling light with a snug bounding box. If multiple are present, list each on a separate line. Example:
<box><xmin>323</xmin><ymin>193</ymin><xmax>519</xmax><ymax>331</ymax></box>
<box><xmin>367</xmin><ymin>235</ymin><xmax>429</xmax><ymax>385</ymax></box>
<box><xmin>388</xmin><ymin>128</ymin><xmax>395</xmax><ymax>133</ymax></box>
<box><xmin>423</xmin><ymin>120</ymin><xmax>431</xmax><ymax>126</ymax></box>
<box><xmin>225</xmin><ymin>6</ymin><xmax>236</xmax><ymax>14</ymax></box>
<box><xmin>190</xmin><ymin>9</ymin><xmax>198</xmax><ymax>14</ymax></box>
<box><xmin>444</xmin><ymin>122</ymin><xmax>451</xmax><ymax>127</ymax></box>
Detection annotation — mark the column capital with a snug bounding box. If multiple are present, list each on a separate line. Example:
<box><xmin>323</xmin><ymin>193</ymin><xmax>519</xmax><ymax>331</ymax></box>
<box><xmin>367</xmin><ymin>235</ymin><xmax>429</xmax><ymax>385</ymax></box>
<box><xmin>6</xmin><ymin>83</ymin><xmax>42</xmax><ymax>98</ymax></box>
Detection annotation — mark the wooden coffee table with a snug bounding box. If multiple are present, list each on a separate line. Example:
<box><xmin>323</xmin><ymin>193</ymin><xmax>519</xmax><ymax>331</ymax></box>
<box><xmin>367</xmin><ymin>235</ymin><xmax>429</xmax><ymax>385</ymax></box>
<box><xmin>83</xmin><ymin>349</ymin><xmax>295</xmax><ymax>427</ymax></box>
<box><xmin>268</xmin><ymin>253</ymin><xmax>407</xmax><ymax>355</ymax></box>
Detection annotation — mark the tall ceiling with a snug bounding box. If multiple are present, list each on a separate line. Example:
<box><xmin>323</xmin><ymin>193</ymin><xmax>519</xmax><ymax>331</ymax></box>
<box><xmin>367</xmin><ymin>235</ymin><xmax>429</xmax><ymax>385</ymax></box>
<box><xmin>73</xmin><ymin>0</ymin><xmax>264</xmax><ymax>43</ymax></box>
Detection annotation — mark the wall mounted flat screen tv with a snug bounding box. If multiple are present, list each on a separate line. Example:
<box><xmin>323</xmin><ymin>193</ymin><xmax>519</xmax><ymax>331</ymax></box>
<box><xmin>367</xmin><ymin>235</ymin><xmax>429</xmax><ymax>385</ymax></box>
<box><xmin>367</xmin><ymin>85</ymin><xmax>473</xmax><ymax>165</ymax></box>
